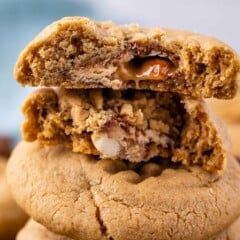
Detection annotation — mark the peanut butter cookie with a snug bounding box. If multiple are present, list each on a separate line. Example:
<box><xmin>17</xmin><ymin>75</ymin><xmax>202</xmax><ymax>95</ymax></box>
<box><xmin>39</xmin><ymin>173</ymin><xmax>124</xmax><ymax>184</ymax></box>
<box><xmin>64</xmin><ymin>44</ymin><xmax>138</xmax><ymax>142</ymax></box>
<box><xmin>209</xmin><ymin>216</ymin><xmax>240</xmax><ymax>240</ymax></box>
<box><xmin>7</xmin><ymin>141</ymin><xmax>240</xmax><ymax>240</ymax></box>
<box><xmin>207</xmin><ymin>96</ymin><xmax>240</xmax><ymax>123</ymax></box>
<box><xmin>226</xmin><ymin>124</ymin><xmax>240</xmax><ymax>157</ymax></box>
<box><xmin>0</xmin><ymin>157</ymin><xmax>28</xmax><ymax>240</ymax></box>
<box><xmin>17</xmin><ymin>219</ymin><xmax>73</xmax><ymax>240</ymax></box>
<box><xmin>207</xmin><ymin>96</ymin><xmax>240</xmax><ymax>156</ymax></box>
<box><xmin>0</xmin><ymin>135</ymin><xmax>12</xmax><ymax>157</ymax></box>
<box><xmin>14</xmin><ymin>17</ymin><xmax>240</xmax><ymax>99</ymax></box>
<box><xmin>21</xmin><ymin>88</ymin><xmax>228</xmax><ymax>172</ymax></box>
<box><xmin>16</xmin><ymin>218</ymin><xmax>240</xmax><ymax>240</ymax></box>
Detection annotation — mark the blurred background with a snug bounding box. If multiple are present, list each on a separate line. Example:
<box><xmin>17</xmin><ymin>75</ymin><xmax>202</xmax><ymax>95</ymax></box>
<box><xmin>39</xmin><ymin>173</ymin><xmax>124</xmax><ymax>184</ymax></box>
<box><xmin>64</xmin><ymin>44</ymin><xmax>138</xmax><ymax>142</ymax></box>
<box><xmin>0</xmin><ymin>0</ymin><xmax>240</xmax><ymax>151</ymax></box>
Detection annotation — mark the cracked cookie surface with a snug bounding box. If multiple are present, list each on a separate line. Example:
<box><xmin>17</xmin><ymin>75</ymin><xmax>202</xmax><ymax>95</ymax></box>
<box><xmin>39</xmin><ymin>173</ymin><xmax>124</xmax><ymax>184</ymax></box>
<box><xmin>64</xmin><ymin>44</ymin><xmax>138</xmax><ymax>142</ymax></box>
<box><xmin>7</xmin><ymin>141</ymin><xmax>240</xmax><ymax>240</ymax></box>
<box><xmin>14</xmin><ymin>17</ymin><xmax>240</xmax><ymax>99</ymax></box>
<box><xmin>22</xmin><ymin>88</ymin><xmax>227</xmax><ymax>172</ymax></box>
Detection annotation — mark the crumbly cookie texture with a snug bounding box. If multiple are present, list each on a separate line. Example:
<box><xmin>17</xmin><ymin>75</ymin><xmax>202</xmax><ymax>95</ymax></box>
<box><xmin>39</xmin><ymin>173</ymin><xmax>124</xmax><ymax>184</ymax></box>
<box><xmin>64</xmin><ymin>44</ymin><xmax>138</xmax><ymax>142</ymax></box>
<box><xmin>22</xmin><ymin>88</ymin><xmax>226</xmax><ymax>172</ymax></box>
<box><xmin>17</xmin><ymin>219</ymin><xmax>73</xmax><ymax>240</ymax></box>
<box><xmin>0</xmin><ymin>157</ymin><xmax>28</xmax><ymax>240</ymax></box>
<box><xmin>16</xmin><ymin>218</ymin><xmax>240</xmax><ymax>240</ymax></box>
<box><xmin>14</xmin><ymin>17</ymin><xmax>240</xmax><ymax>99</ymax></box>
<box><xmin>7</xmin><ymin>141</ymin><xmax>240</xmax><ymax>240</ymax></box>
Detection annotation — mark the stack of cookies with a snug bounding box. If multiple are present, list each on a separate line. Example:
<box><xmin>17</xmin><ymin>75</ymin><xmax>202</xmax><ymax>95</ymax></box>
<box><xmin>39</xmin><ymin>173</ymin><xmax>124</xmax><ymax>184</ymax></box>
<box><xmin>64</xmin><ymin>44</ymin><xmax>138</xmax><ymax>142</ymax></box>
<box><xmin>7</xmin><ymin>17</ymin><xmax>240</xmax><ymax>240</ymax></box>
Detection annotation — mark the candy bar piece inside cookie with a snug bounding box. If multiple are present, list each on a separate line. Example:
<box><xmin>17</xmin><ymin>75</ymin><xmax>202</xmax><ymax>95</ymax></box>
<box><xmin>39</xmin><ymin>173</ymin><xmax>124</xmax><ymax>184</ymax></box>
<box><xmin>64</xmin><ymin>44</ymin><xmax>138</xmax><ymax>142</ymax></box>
<box><xmin>22</xmin><ymin>88</ymin><xmax>226</xmax><ymax>172</ymax></box>
<box><xmin>14</xmin><ymin>17</ymin><xmax>239</xmax><ymax>98</ymax></box>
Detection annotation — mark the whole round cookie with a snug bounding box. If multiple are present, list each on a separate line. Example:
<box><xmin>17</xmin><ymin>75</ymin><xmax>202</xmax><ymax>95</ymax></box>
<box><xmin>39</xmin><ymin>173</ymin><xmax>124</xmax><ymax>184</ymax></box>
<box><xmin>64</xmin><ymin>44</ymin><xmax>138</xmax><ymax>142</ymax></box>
<box><xmin>7</xmin><ymin>141</ymin><xmax>240</xmax><ymax>240</ymax></box>
<box><xmin>16</xmin><ymin>217</ymin><xmax>240</xmax><ymax>240</ymax></box>
<box><xmin>0</xmin><ymin>157</ymin><xmax>28</xmax><ymax>239</ymax></box>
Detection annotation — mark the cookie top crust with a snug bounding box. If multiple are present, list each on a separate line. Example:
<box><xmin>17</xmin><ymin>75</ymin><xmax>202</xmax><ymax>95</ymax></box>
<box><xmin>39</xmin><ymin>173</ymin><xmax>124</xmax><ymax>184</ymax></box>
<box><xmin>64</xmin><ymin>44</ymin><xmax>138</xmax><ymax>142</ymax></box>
<box><xmin>7</xmin><ymin>141</ymin><xmax>240</xmax><ymax>240</ymax></box>
<box><xmin>14</xmin><ymin>17</ymin><xmax>240</xmax><ymax>99</ymax></box>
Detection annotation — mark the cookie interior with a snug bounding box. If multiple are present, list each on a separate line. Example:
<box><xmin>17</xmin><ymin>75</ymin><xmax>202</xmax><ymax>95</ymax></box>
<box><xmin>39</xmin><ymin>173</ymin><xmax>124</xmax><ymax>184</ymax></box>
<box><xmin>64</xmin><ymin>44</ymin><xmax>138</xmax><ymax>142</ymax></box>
<box><xmin>22</xmin><ymin>88</ymin><xmax>225</xmax><ymax>172</ymax></box>
<box><xmin>14</xmin><ymin>17</ymin><xmax>239</xmax><ymax>99</ymax></box>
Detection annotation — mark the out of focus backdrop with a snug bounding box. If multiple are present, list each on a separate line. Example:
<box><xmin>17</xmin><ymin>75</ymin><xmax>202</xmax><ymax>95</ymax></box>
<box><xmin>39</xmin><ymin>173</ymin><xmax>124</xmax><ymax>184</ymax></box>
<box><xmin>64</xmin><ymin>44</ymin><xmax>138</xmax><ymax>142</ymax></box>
<box><xmin>0</xmin><ymin>0</ymin><xmax>240</xmax><ymax>148</ymax></box>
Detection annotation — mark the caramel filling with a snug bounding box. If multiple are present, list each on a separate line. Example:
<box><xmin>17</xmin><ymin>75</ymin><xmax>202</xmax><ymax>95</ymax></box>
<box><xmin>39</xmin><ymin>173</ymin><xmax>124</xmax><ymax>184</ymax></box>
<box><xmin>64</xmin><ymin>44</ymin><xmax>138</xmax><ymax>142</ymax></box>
<box><xmin>115</xmin><ymin>57</ymin><xmax>175</xmax><ymax>81</ymax></box>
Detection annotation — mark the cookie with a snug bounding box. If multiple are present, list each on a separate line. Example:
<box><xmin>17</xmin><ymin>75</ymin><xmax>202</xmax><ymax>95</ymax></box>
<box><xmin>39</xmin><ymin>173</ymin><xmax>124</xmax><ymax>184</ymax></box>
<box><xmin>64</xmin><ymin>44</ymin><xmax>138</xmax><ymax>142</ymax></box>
<box><xmin>16</xmin><ymin>219</ymin><xmax>72</xmax><ymax>240</ymax></box>
<box><xmin>210</xmin><ymin>216</ymin><xmax>240</xmax><ymax>240</ymax></box>
<box><xmin>0</xmin><ymin>135</ymin><xmax>12</xmax><ymax>157</ymax></box>
<box><xmin>207</xmin><ymin>97</ymin><xmax>240</xmax><ymax>124</ymax></box>
<box><xmin>226</xmin><ymin>124</ymin><xmax>240</xmax><ymax>157</ymax></box>
<box><xmin>0</xmin><ymin>157</ymin><xmax>28</xmax><ymax>240</ymax></box>
<box><xmin>7</xmin><ymin>141</ymin><xmax>240</xmax><ymax>240</ymax></box>
<box><xmin>14</xmin><ymin>17</ymin><xmax>240</xmax><ymax>99</ymax></box>
<box><xmin>21</xmin><ymin>88</ymin><xmax>228</xmax><ymax>172</ymax></box>
<box><xmin>16</xmin><ymin>217</ymin><xmax>240</xmax><ymax>240</ymax></box>
<box><xmin>207</xmin><ymin>96</ymin><xmax>240</xmax><ymax>156</ymax></box>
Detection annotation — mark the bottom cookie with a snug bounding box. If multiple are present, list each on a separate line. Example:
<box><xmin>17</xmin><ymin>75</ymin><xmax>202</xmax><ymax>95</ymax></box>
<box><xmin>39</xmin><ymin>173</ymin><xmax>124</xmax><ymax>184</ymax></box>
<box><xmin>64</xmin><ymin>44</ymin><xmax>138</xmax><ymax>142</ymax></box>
<box><xmin>7</xmin><ymin>141</ymin><xmax>240</xmax><ymax>240</ymax></box>
<box><xmin>16</xmin><ymin>219</ymin><xmax>72</xmax><ymax>240</ymax></box>
<box><xmin>0</xmin><ymin>157</ymin><xmax>28</xmax><ymax>240</ymax></box>
<box><xmin>17</xmin><ymin>217</ymin><xmax>240</xmax><ymax>240</ymax></box>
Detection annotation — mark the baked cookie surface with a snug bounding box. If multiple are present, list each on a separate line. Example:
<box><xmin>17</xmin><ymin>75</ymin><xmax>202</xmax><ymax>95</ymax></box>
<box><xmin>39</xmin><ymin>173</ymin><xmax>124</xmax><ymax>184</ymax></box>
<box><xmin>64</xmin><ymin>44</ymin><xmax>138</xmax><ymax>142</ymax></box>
<box><xmin>16</xmin><ymin>217</ymin><xmax>240</xmax><ymax>240</ymax></box>
<box><xmin>207</xmin><ymin>96</ymin><xmax>240</xmax><ymax>156</ymax></box>
<box><xmin>14</xmin><ymin>17</ymin><xmax>240</xmax><ymax>99</ymax></box>
<box><xmin>7</xmin><ymin>141</ymin><xmax>240</xmax><ymax>240</ymax></box>
<box><xmin>17</xmin><ymin>219</ymin><xmax>73</xmax><ymax>240</ymax></box>
<box><xmin>0</xmin><ymin>157</ymin><xmax>28</xmax><ymax>240</ymax></box>
<box><xmin>207</xmin><ymin>96</ymin><xmax>240</xmax><ymax>123</ymax></box>
<box><xmin>21</xmin><ymin>88</ymin><xmax>227</xmax><ymax>172</ymax></box>
<box><xmin>210</xmin><ymin>216</ymin><xmax>240</xmax><ymax>240</ymax></box>
<box><xmin>226</xmin><ymin>124</ymin><xmax>240</xmax><ymax>157</ymax></box>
